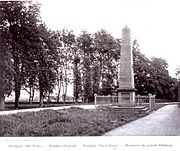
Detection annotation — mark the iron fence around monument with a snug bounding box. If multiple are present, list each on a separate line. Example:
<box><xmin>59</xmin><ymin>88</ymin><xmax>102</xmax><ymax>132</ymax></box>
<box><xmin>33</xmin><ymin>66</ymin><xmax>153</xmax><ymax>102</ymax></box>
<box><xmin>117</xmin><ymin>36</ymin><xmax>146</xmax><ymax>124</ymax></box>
<box><xmin>135</xmin><ymin>95</ymin><xmax>149</xmax><ymax>105</ymax></box>
<box><xmin>94</xmin><ymin>95</ymin><xmax>118</xmax><ymax>105</ymax></box>
<box><xmin>94</xmin><ymin>94</ymin><xmax>156</xmax><ymax>110</ymax></box>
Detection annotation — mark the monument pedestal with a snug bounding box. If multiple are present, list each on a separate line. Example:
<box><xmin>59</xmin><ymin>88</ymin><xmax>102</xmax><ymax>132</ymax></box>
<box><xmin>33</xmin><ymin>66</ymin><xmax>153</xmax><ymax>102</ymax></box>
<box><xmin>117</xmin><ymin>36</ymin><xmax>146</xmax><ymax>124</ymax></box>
<box><xmin>117</xmin><ymin>88</ymin><xmax>136</xmax><ymax>105</ymax></box>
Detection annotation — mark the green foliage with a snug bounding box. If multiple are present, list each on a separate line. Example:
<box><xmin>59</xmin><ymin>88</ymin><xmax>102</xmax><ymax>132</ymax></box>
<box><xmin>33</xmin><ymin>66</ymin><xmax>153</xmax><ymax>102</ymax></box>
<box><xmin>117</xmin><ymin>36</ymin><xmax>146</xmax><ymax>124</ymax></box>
<box><xmin>94</xmin><ymin>30</ymin><xmax>120</xmax><ymax>95</ymax></box>
<box><xmin>36</xmin><ymin>26</ymin><xmax>59</xmax><ymax>100</ymax></box>
<box><xmin>0</xmin><ymin>1</ymin><xmax>41</xmax><ymax>107</ymax></box>
<box><xmin>76</xmin><ymin>31</ymin><xmax>94</xmax><ymax>102</ymax></box>
<box><xmin>149</xmin><ymin>57</ymin><xmax>176</xmax><ymax>100</ymax></box>
<box><xmin>92</xmin><ymin>65</ymin><xmax>100</xmax><ymax>94</ymax></box>
<box><xmin>0</xmin><ymin>32</ymin><xmax>13</xmax><ymax>96</ymax></box>
<box><xmin>75</xmin><ymin>30</ymin><xmax>120</xmax><ymax>101</ymax></box>
<box><xmin>1</xmin><ymin>1</ymin><xmax>59</xmax><ymax>107</ymax></box>
<box><xmin>1</xmin><ymin>0</ymin><xmax>177</xmax><ymax>106</ymax></box>
<box><xmin>73</xmin><ymin>55</ymin><xmax>82</xmax><ymax>101</ymax></box>
<box><xmin>133</xmin><ymin>39</ymin><xmax>152</xmax><ymax>95</ymax></box>
<box><xmin>101</xmin><ymin>73</ymin><xmax>114</xmax><ymax>95</ymax></box>
<box><xmin>58</xmin><ymin>29</ymin><xmax>76</xmax><ymax>102</ymax></box>
<box><xmin>0</xmin><ymin>7</ymin><xmax>14</xmax><ymax>109</ymax></box>
<box><xmin>175</xmin><ymin>66</ymin><xmax>180</xmax><ymax>77</ymax></box>
<box><xmin>133</xmin><ymin>40</ymin><xmax>177</xmax><ymax>101</ymax></box>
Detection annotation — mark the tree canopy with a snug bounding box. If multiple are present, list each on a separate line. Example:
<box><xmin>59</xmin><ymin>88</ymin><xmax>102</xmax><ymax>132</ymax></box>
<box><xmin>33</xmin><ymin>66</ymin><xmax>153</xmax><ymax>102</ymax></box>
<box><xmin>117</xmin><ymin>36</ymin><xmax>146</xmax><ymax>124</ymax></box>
<box><xmin>133</xmin><ymin>40</ymin><xmax>177</xmax><ymax>101</ymax></box>
<box><xmin>0</xmin><ymin>1</ymin><xmax>178</xmax><ymax>110</ymax></box>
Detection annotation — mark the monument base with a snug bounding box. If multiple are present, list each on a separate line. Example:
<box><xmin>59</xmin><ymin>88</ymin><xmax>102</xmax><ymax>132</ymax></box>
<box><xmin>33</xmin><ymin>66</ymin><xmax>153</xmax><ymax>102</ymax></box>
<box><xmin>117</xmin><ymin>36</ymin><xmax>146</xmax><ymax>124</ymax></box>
<box><xmin>117</xmin><ymin>88</ymin><xmax>136</xmax><ymax>105</ymax></box>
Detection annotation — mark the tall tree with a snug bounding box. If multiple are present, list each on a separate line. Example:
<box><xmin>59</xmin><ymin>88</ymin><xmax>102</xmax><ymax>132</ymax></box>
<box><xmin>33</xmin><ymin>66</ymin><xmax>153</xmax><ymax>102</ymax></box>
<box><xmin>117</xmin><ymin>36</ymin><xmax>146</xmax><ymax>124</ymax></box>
<box><xmin>1</xmin><ymin>1</ymin><xmax>59</xmax><ymax>108</ymax></box>
<box><xmin>76</xmin><ymin>31</ymin><xmax>94</xmax><ymax>102</ymax></box>
<box><xmin>60</xmin><ymin>29</ymin><xmax>75</xmax><ymax>103</ymax></box>
<box><xmin>94</xmin><ymin>30</ymin><xmax>120</xmax><ymax>95</ymax></box>
<box><xmin>91</xmin><ymin>64</ymin><xmax>100</xmax><ymax>95</ymax></box>
<box><xmin>36</xmin><ymin>25</ymin><xmax>59</xmax><ymax>106</ymax></box>
<box><xmin>1</xmin><ymin>1</ymin><xmax>42</xmax><ymax>108</ymax></box>
<box><xmin>0</xmin><ymin>26</ymin><xmax>13</xmax><ymax>110</ymax></box>
<box><xmin>46</xmin><ymin>30</ymin><xmax>62</xmax><ymax>103</ymax></box>
<box><xmin>73</xmin><ymin>55</ymin><xmax>82</xmax><ymax>102</ymax></box>
<box><xmin>133</xmin><ymin>39</ymin><xmax>151</xmax><ymax>95</ymax></box>
<box><xmin>133</xmin><ymin>40</ymin><xmax>176</xmax><ymax>101</ymax></box>
<box><xmin>150</xmin><ymin>57</ymin><xmax>174</xmax><ymax>100</ymax></box>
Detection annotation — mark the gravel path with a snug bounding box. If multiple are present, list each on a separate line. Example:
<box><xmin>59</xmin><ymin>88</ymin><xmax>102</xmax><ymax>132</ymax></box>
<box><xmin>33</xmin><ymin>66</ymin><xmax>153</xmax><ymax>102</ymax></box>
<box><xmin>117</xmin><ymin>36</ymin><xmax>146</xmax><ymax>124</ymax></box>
<box><xmin>0</xmin><ymin>104</ymin><xmax>96</xmax><ymax>115</ymax></box>
<box><xmin>104</xmin><ymin>105</ymin><xmax>180</xmax><ymax>136</ymax></box>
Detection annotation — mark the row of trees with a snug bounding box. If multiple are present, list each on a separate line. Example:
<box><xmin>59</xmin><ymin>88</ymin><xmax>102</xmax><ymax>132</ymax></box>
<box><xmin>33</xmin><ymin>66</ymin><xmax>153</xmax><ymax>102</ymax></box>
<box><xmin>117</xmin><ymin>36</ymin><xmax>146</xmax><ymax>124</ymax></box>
<box><xmin>0</xmin><ymin>1</ymin><xmax>121</xmax><ymax>109</ymax></box>
<box><xmin>133</xmin><ymin>40</ymin><xmax>178</xmax><ymax>101</ymax></box>
<box><xmin>0</xmin><ymin>1</ymin><xmax>178</xmax><ymax>110</ymax></box>
<box><xmin>0</xmin><ymin>1</ymin><xmax>59</xmax><ymax>109</ymax></box>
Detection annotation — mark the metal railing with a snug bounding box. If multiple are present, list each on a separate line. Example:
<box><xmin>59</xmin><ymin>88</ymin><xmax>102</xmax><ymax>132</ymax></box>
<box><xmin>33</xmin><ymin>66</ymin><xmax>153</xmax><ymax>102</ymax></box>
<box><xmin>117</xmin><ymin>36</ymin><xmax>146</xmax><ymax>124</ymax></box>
<box><xmin>94</xmin><ymin>94</ymin><xmax>156</xmax><ymax>111</ymax></box>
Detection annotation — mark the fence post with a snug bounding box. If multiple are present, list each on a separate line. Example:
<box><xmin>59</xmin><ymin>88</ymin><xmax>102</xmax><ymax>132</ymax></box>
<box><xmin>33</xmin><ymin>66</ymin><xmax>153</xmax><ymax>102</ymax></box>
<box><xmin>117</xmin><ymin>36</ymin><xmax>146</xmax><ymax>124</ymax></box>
<box><xmin>152</xmin><ymin>95</ymin><xmax>156</xmax><ymax>110</ymax></box>
<box><xmin>149</xmin><ymin>94</ymin><xmax>152</xmax><ymax>111</ymax></box>
<box><xmin>94</xmin><ymin>94</ymin><xmax>97</xmax><ymax>109</ymax></box>
<box><xmin>149</xmin><ymin>94</ymin><xmax>155</xmax><ymax>111</ymax></box>
<box><xmin>108</xmin><ymin>94</ymin><xmax>111</xmax><ymax>104</ymax></box>
<box><xmin>137</xmin><ymin>94</ymin><xmax>140</xmax><ymax>106</ymax></box>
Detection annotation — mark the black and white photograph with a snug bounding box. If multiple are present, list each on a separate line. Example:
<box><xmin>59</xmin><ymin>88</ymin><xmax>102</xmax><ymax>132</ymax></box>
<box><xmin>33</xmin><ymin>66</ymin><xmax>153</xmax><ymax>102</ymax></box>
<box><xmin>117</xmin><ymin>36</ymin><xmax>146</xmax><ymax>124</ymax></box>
<box><xmin>0</xmin><ymin>0</ymin><xmax>180</xmax><ymax>150</ymax></box>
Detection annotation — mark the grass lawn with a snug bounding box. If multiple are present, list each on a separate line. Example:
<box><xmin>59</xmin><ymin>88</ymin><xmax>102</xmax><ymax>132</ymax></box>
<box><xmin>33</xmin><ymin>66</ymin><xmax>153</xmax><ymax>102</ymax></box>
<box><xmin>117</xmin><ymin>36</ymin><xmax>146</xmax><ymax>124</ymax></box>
<box><xmin>0</xmin><ymin>103</ymin><xmax>170</xmax><ymax>136</ymax></box>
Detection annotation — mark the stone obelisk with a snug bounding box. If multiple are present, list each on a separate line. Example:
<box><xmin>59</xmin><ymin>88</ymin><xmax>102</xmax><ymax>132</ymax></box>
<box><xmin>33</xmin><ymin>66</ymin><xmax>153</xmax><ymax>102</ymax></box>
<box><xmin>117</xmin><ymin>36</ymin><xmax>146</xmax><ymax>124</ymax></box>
<box><xmin>118</xmin><ymin>25</ymin><xmax>136</xmax><ymax>105</ymax></box>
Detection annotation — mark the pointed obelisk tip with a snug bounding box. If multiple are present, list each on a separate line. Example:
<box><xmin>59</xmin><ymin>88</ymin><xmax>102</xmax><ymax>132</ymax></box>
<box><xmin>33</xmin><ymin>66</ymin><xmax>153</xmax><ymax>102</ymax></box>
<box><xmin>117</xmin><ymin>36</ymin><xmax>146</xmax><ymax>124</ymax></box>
<box><xmin>123</xmin><ymin>25</ymin><xmax>130</xmax><ymax>30</ymax></box>
<box><xmin>122</xmin><ymin>25</ymin><xmax>131</xmax><ymax>39</ymax></box>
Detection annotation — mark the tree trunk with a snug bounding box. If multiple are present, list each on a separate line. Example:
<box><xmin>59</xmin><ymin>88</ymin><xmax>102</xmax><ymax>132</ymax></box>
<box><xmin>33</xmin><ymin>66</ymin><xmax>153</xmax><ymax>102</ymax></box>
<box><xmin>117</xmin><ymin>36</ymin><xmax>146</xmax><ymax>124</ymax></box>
<box><xmin>39</xmin><ymin>88</ymin><xmax>44</xmax><ymax>107</ymax></box>
<box><xmin>38</xmin><ymin>74</ymin><xmax>44</xmax><ymax>107</ymax></box>
<box><xmin>29</xmin><ymin>86</ymin><xmax>35</xmax><ymax>104</ymax></box>
<box><xmin>32</xmin><ymin>88</ymin><xmax>35</xmax><ymax>103</ymax></box>
<box><xmin>13</xmin><ymin>56</ymin><xmax>21</xmax><ymax>109</ymax></box>
<box><xmin>62</xmin><ymin>78</ymin><xmax>67</xmax><ymax>104</ymax></box>
<box><xmin>14</xmin><ymin>82</ymin><xmax>21</xmax><ymax>109</ymax></box>
<box><xmin>47</xmin><ymin>92</ymin><xmax>50</xmax><ymax>104</ymax></box>
<box><xmin>62</xmin><ymin>84</ymin><xmax>66</xmax><ymax>104</ymax></box>
<box><xmin>29</xmin><ymin>85</ymin><xmax>32</xmax><ymax>104</ymax></box>
<box><xmin>0</xmin><ymin>92</ymin><xmax>5</xmax><ymax>110</ymax></box>
<box><xmin>57</xmin><ymin>79</ymin><xmax>62</xmax><ymax>103</ymax></box>
<box><xmin>64</xmin><ymin>82</ymin><xmax>67</xmax><ymax>103</ymax></box>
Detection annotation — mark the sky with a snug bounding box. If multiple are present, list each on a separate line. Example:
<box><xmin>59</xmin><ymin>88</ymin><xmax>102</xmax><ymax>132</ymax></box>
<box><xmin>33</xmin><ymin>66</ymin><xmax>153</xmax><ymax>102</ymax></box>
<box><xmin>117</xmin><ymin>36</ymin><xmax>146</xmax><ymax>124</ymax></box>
<box><xmin>38</xmin><ymin>0</ymin><xmax>180</xmax><ymax>77</ymax></box>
